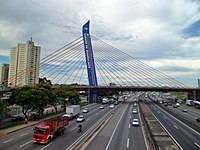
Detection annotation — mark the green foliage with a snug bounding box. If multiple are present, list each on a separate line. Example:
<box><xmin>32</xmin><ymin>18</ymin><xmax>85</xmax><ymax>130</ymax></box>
<box><xmin>54</xmin><ymin>86</ymin><xmax>80</xmax><ymax>105</ymax></box>
<box><xmin>10</xmin><ymin>84</ymin><xmax>79</xmax><ymax>117</ymax></box>
<box><xmin>0</xmin><ymin>99</ymin><xmax>9</xmax><ymax>116</ymax></box>
<box><xmin>98</xmin><ymin>91</ymin><xmax>118</xmax><ymax>98</ymax></box>
<box><xmin>11</xmin><ymin>86</ymin><xmax>34</xmax><ymax>118</ymax></box>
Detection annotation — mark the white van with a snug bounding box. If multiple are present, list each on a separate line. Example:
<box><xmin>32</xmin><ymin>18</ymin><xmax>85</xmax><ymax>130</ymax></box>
<box><xmin>186</xmin><ymin>100</ymin><xmax>194</xmax><ymax>106</ymax></box>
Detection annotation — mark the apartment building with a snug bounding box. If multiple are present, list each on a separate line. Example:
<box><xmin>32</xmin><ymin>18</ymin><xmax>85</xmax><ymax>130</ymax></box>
<box><xmin>8</xmin><ymin>38</ymin><xmax>41</xmax><ymax>87</ymax></box>
<box><xmin>0</xmin><ymin>63</ymin><xmax>9</xmax><ymax>84</ymax></box>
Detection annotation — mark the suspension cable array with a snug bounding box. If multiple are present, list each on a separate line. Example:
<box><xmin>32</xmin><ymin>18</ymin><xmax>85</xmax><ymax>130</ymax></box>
<box><xmin>38</xmin><ymin>35</ymin><xmax>186</xmax><ymax>88</ymax></box>
<box><xmin>6</xmin><ymin>35</ymin><xmax>186</xmax><ymax>88</ymax></box>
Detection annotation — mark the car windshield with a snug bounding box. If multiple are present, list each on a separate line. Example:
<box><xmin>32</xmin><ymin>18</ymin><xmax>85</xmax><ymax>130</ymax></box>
<box><xmin>34</xmin><ymin>127</ymin><xmax>47</xmax><ymax>134</ymax></box>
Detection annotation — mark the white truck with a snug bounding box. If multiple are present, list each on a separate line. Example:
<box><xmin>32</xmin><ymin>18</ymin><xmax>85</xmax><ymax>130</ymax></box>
<box><xmin>102</xmin><ymin>97</ymin><xmax>108</xmax><ymax>104</ymax></box>
<box><xmin>63</xmin><ymin>105</ymin><xmax>80</xmax><ymax>120</ymax></box>
<box><xmin>186</xmin><ymin>100</ymin><xmax>194</xmax><ymax>106</ymax></box>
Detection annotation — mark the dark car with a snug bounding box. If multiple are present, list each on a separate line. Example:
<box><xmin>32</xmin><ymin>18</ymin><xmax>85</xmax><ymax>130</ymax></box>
<box><xmin>167</xmin><ymin>103</ymin><xmax>172</xmax><ymax>106</ymax></box>
<box><xmin>164</xmin><ymin>103</ymin><xmax>168</xmax><ymax>106</ymax></box>
<box><xmin>11</xmin><ymin>116</ymin><xmax>24</xmax><ymax>122</ymax></box>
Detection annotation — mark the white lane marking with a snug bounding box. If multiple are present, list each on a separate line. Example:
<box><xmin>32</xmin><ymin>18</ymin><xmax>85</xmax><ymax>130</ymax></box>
<box><xmin>19</xmin><ymin>140</ymin><xmax>32</xmax><ymax>148</ymax></box>
<box><xmin>3</xmin><ymin>139</ymin><xmax>13</xmax><ymax>143</ymax></box>
<box><xmin>20</xmin><ymin>133</ymin><xmax>28</xmax><ymax>137</ymax></box>
<box><xmin>164</xmin><ymin>116</ymin><xmax>166</xmax><ymax>119</ymax></box>
<box><xmin>127</xmin><ymin>138</ymin><xmax>129</xmax><ymax>148</ymax></box>
<box><xmin>95</xmin><ymin>112</ymin><xmax>99</xmax><ymax>115</ymax></box>
<box><xmin>40</xmin><ymin>142</ymin><xmax>53</xmax><ymax>150</ymax></box>
<box><xmin>105</xmin><ymin>104</ymin><xmax>128</xmax><ymax>150</ymax></box>
<box><xmin>70</xmin><ymin>126</ymin><xmax>77</xmax><ymax>131</ymax></box>
<box><xmin>194</xmin><ymin>142</ymin><xmax>200</xmax><ymax>148</ymax></box>
<box><xmin>147</xmin><ymin>105</ymin><xmax>183</xmax><ymax>150</ymax></box>
<box><xmin>130</xmin><ymin>116</ymin><xmax>131</xmax><ymax>119</ymax></box>
<box><xmin>154</xmin><ymin>103</ymin><xmax>200</xmax><ymax>136</ymax></box>
<box><xmin>173</xmin><ymin>125</ymin><xmax>179</xmax><ymax>129</ymax></box>
<box><xmin>129</xmin><ymin>123</ymin><xmax>130</xmax><ymax>129</ymax></box>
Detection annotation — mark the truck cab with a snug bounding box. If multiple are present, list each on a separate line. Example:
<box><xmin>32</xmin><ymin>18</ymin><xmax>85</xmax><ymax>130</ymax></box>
<box><xmin>33</xmin><ymin>125</ymin><xmax>53</xmax><ymax>144</ymax></box>
<box><xmin>33</xmin><ymin>116</ymin><xmax>69</xmax><ymax>144</ymax></box>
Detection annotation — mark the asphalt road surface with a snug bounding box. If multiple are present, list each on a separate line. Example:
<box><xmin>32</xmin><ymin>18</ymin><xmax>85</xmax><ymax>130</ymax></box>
<box><xmin>145</xmin><ymin>99</ymin><xmax>200</xmax><ymax>150</ymax></box>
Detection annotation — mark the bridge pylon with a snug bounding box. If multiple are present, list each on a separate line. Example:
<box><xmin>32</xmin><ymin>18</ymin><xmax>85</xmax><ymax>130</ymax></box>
<box><xmin>82</xmin><ymin>21</ymin><xmax>98</xmax><ymax>103</ymax></box>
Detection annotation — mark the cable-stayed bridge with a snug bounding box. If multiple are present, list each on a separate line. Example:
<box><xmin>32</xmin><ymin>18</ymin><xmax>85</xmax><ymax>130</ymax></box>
<box><xmin>2</xmin><ymin>21</ymin><xmax>200</xmax><ymax>102</ymax></box>
<box><xmin>41</xmin><ymin>35</ymin><xmax>184</xmax><ymax>88</ymax></box>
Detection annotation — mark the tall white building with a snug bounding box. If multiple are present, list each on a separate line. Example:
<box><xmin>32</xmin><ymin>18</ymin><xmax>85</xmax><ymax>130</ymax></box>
<box><xmin>8</xmin><ymin>38</ymin><xmax>41</xmax><ymax>87</ymax></box>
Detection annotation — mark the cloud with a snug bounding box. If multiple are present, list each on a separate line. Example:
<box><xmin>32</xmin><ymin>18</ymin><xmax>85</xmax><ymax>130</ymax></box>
<box><xmin>0</xmin><ymin>0</ymin><xmax>200</xmax><ymax>87</ymax></box>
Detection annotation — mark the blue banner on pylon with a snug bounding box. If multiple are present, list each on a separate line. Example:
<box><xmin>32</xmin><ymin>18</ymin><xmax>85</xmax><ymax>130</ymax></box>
<box><xmin>82</xmin><ymin>21</ymin><xmax>98</xmax><ymax>103</ymax></box>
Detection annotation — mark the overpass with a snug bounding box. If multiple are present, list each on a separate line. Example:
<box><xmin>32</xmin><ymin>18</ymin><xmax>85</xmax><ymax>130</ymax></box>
<box><xmin>4</xmin><ymin>21</ymin><xmax>200</xmax><ymax>102</ymax></box>
<box><xmin>71</xmin><ymin>85</ymin><xmax>200</xmax><ymax>93</ymax></box>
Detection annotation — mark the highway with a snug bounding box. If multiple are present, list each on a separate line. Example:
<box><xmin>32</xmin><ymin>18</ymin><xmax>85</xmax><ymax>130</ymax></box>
<box><xmin>85</xmin><ymin>98</ymin><xmax>147</xmax><ymax>150</ymax></box>
<box><xmin>0</xmin><ymin>104</ymin><xmax>110</xmax><ymax>150</ymax></box>
<box><xmin>164</xmin><ymin>103</ymin><xmax>200</xmax><ymax>122</ymax></box>
<box><xmin>0</xmin><ymin>96</ymin><xmax>147</xmax><ymax>150</ymax></box>
<box><xmin>145</xmin><ymin>99</ymin><xmax>200</xmax><ymax>150</ymax></box>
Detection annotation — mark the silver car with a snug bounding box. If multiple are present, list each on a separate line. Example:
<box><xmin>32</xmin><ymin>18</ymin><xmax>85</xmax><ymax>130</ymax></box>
<box><xmin>132</xmin><ymin>109</ymin><xmax>138</xmax><ymax>114</ymax></box>
<box><xmin>82</xmin><ymin>108</ymin><xmax>89</xmax><ymax>113</ymax></box>
<box><xmin>76</xmin><ymin>115</ymin><xmax>85</xmax><ymax>122</ymax></box>
<box><xmin>132</xmin><ymin>119</ymin><xmax>139</xmax><ymax>126</ymax></box>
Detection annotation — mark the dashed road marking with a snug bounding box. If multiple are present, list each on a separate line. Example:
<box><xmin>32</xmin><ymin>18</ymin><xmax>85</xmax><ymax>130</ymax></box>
<box><xmin>40</xmin><ymin>142</ymin><xmax>53</xmax><ymax>150</ymax></box>
<box><xmin>3</xmin><ymin>139</ymin><xmax>13</xmax><ymax>143</ymax></box>
<box><xmin>20</xmin><ymin>133</ymin><xmax>28</xmax><ymax>137</ymax></box>
<box><xmin>19</xmin><ymin>140</ymin><xmax>32</xmax><ymax>147</ymax></box>
<box><xmin>127</xmin><ymin>138</ymin><xmax>130</xmax><ymax>148</ymax></box>
<box><xmin>194</xmin><ymin>142</ymin><xmax>200</xmax><ymax>148</ymax></box>
<box><xmin>173</xmin><ymin>125</ymin><xmax>179</xmax><ymax>129</ymax></box>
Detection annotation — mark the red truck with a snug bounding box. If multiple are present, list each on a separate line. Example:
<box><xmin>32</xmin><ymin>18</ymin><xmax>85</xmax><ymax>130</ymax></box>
<box><xmin>33</xmin><ymin>116</ymin><xmax>69</xmax><ymax>144</ymax></box>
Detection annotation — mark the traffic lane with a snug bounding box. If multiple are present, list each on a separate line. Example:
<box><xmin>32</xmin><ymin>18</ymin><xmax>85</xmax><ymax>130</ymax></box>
<box><xmin>85</xmin><ymin>103</ymin><xmax>128</xmax><ymax>150</ymax></box>
<box><xmin>147</xmin><ymin>102</ymin><xmax>200</xmax><ymax>150</ymax></box>
<box><xmin>0</xmin><ymin>103</ymin><xmax>99</xmax><ymax>141</ymax></box>
<box><xmin>11</xmin><ymin>103</ymin><xmax>110</xmax><ymax>150</ymax></box>
<box><xmin>152</xmin><ymin>101</ymin><xmax>200</xmax><ymax>139</ymax></box>
<box><xmin>0</xmin><ymin>104</ymin><xmax>102</xmax><ymax>150</ymax></box>
<box><xmin>129</xmin><ymin>105</ymin><xmax>147</xmax><ymax>150</ymax></box>
<box><xmin>45</xmin><ymin>103</ymin><xmax>113</xmax><ymax>150</ymax></box>
<box><xmin>0</xmin><ymin>123</ymin><xmax>42</xmax><ymax>150</ymax></box>
<box><xmin>107</xmin><ymin>103</ymin><xmax>131</xmax><ymax>150</ymax></box>
<box><xmin>166</xmin><ymin>105</ymin><xmax>200</xmax><ymax>121</ymax></box>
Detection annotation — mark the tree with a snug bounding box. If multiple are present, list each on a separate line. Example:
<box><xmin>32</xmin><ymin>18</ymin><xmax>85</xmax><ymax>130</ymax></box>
<box><xmin>11</xmin><ymin>86</ymin><xmax>34</xmax><ymax>119</ymax></box>
<box><xmin>48</xmin><ymin>90</ymin><xmax>58</xmax><ymax>114</ymax></box>
<box><xmin>31</xmin><ymin>85</ymin><xmax>49</xmax><ymax>116</ymax></box>
<box><xmin>54</xmin><ymin>86</ymin><xmax>80</xmax><ymax>110</ymax></box>
<box><xmin>0</xmin><ymin>99</ymin><xmax>9</xmax><ymax>116</ymax></box>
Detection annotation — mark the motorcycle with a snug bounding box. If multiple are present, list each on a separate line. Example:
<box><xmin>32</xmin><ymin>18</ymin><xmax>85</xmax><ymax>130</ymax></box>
<box><xmin>78</xmin><ymin>124</ymin><xmax>82</xmax><ymax>133</ymax></box>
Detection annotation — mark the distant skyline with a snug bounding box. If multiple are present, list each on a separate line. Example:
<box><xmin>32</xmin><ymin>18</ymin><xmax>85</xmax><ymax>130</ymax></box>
<box><xmin>0</xmin><ymin>0</ymin><xmax>199</xmax><ymax>87</ymax></box>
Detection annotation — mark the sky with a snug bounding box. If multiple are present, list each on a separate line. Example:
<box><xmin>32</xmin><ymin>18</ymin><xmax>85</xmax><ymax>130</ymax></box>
<box><xmin>0</xmin><ymin>0</ymin><xmax>200</xmax><ymax>87</ymax></box>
